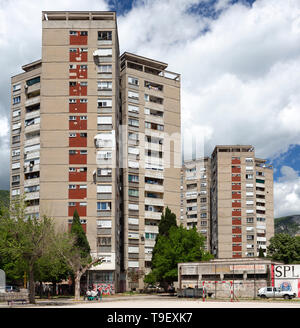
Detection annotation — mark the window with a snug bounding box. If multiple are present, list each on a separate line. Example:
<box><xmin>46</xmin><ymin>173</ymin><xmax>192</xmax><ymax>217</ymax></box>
<box><xmin>128</xmin><ymin>105</ymin><xmax>139</xmax><ymax>113</ymax></box>
<box><xmin>97</xmin><ymin>116</ymin><xmax>112</xmax><ymax>125</ymax></box>
<box><xmin>97</xmin><ymin>202</ymin><xmax>111</xmax><ymax>211</ymax></box>
<box><xmin>26</xmin><ymin>76</ymin><xmax>40</xmax><ymax>86</ymax></box>
<box><xmin>129</xmin><ymin>174</ymin><xmax>139</xmax><ymax>183</ymax></box>
<box><xmin>98</xmin><ymin>81</ymin><xmax>112</xmax><ymax>90</ymax></box>
<box><xmin>13</xmin><ymin>96</ymin><xmax>21</xmax><ymax>104</ymax></box>
<box><xmin>128</xmin><ymin>91</ymin><xmax>139</xmax><ymax>99</ymax></box>
<box><xmin>256</xmin><ymin>179</ymin><xmax>265</xmax><ymax>184</ymax></box>
<box><xmin>69</xmin><ymin>133</ymin><xmax>76</xmax><ymax>138</ymax></box>
<box><xmin>98</xmin><ymin>31</ymin><xmax>112</xmax><ymax>41</ymax></box>
<box><xmin>129</xmin><ymin>189</ymin><xmax>139</xmax><ymax>197</ymax></box>
<box><xmin>80</xmin><ymin>31</ymin><xmax>88</xmax><ymax>36</ymax></box>
<box><xmin>128</xmin><ymin>118</ymin><xmax>139</xmax><ymax>127</ymax></box>
<box><xmin>80</xmin><ymin>150</ymin><xmax>87</xmax><ymax>155</ymax></box>
<box><xmin>68</xmin><ymin>185</ymin><xmax>76</xmax><ymax>189</ymax></box>
<box><xmin>13</xmin><ymin>83</ymin><xmax>21</xmax><ymax>92</ymax></box>
<box><xmin>80</xmin><ymin>99</ymin><xmax>88</xmax><ymax>103</ymax></box>
<box><xmin>98</xmin><ymin>65</ymin><xmax>112</xmax><ymax>73</ymax></box>
<box><xmin>98</xmin><ymin>99</ymin><xmax>112</xmax><ymax>107</ymax></box>
<box><xmin>69</xmin><ymin>99</ymin><xmax>76</xmax><ymax>103</ymax></box>
<box><xmin>128</xmin><ymin>77</ymin><xmax>139</xmax><ymax>86</ymax></box>
<box><xmin>80</xmin><ymin>116</ymin><xmax>87</xmax><ymax>120</ymax></box>
<box><xmin>96</xmin><ymin>48</ymin><xmax>112</xmax><ymax>56</ymax></box>
<box><xmin>70</xmin><ymin>31</ymin><xmax>77</xmax><ymax>35</ymax></box>
<box><xmin>97</xmin><ymin>185</ymin><xmax>112</xmax><ymax>193</ymax></box>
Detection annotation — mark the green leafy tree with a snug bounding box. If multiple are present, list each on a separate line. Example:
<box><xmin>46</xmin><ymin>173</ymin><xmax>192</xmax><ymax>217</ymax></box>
<box><xmin>145</xmin><ymin>225</ymin><xmax>213</xmax><ymax>288</ymax></box>
<box><xmin>54</xmin><ymin>209</ymin><xmax>102</xmax><ymax>300</ymax></box>
<box><xmin>0</xmin><ymin>199</ymin><xmax>56</xmax><ymax>303</ymax></box>
<box><xmin>267</xmin><ymin>233</ymin><xmax>300</xmax><ymax>264</ymax></box>
<box><xmin>158</xmin><ymin>207</ymin><xmax>177</xmax><ymax>237</ymax></box>
<box><xmin>258</xmin><ymin>247</ymin><xmax>265</xmax><ymax>258</ymax></box>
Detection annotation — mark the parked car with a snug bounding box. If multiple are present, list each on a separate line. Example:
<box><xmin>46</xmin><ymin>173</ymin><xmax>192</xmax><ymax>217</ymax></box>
<box><xmin>258</xmin><ymin>287</ymin><xmax>296</xmax><ymax>299</ymax></box>
<box><xmin>5</xmin><ymin>285</ymin><xmax>20</xmax><ymax>293</ymax></box>
<box><xmin>143</xmin><ymin>285</ymin><xmax>164</xmax><ymax>293</ymax></box>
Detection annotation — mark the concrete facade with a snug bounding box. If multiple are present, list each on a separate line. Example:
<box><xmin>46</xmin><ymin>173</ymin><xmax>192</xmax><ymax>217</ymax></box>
<box><xmin>178</xmin><ymin>258</ymin><xmax>281</xmax><ymax>299</ymax></box>
<box><xmin>10</xmin><ymin>11</ymin><xmax>181</xmax><ymax>292</ymax></box>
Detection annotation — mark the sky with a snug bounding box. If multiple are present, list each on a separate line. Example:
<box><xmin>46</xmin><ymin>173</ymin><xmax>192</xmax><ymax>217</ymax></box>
<box><xmin>1</xmin><ymin>0</ymin><xmax>300</xmax><ymax>217</ymax></box>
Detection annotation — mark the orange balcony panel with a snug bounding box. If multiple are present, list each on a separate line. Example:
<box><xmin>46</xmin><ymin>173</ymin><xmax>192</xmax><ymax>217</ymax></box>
<box><xmin>69</xmin><ymin>153</ymin><xmax>87</xmax><ymax>165</ymax></box>
<box><xmin>232</xmin><ymin>167</ymin><xmax>241</xmax><ymax>174</ymax></box>
<box><xmin>232</xmin><ymin>176</ymin><xmax>241</xmax><ymax>182</ymax></box>
<box><xmin>232</xmin><ymin>202</ymin><xmax>241</xmax><ymax>208</ymax></box>
<box><xmin>69</xmin><ymin>171</ymin><xmax>87</xmax><ymax>182</ymax></box>
<box><xmin>69</xmin><ymin>100</ymin><xmax>87</xmax><ymax>113</ymax></box>
<box><xmin>69</xmin><ymin>84</ymin><xmax>87</xmax><ymax>97</ymax></box>
<box><xmin>232</xmin><ymin>159</ymin><xmax>241</xmax><ymax>165</ymax></box>
<box><xmin>69</xmin><ymin>117</ymin><xmax>87</xmax><ymax>130</ymax></box>
<box><xmin>232</xmin><ymin>228</ymin><xmax>242</xmax><ymax>234</ymax></box>
<box><xmin>232</xmin><ymin>193</ymin><xmax>241</xmax><ymax>199</ymax></box>
<box><xmin>232</xmin><ymin>253</ymin><xmax>242</xmax><ymax>258</ymax></box>
<box><xmin>69</xmin><ymin>187</ymin><xmax>87</xmax><ymax>199</ymax></box>
<box><xmin>232</xmin><ymin>236</ymin><xmax>242</xmax><ymax>243</ymax></box>
<box><xmin>68</xmin><ymin>204</ymin><xmax>86</xmax><ymax>217</ymax></box>
<box><xmin>232</xmin><ymin>210</ymin><xmax>241</xmax><ymax>216</ymax></box>
<box><xmin>232</xmin><ymin>185</ymin><xmax>241</xmax><ymax>191</ymax></box>
<box><xmin>70</xmin><ymin>49</ymin><xmax>88</xmax><ymax>62</ymax></box>
<box><xmin>69</xmin><ymin>135</ymin><xmax>87</xmax><ymax>147</ymax></box>
<box><xmin>232</xmin><ymin>246</ymin><xmax>242</xmax><ymax>252</ymax></box>
<box><xmin>70</xmin><ymin>33</ymin><xmax>88</xmax><ymax>45</ymax></box>
<box><xmin>69</xmin><ymin>67</ymin><xmax>88</xmax><ymax>79</ymax></box>
<box><xmin>232</xmin><ymin>219</ymin><xmax>241</xmax><ymax>225</ymax></box>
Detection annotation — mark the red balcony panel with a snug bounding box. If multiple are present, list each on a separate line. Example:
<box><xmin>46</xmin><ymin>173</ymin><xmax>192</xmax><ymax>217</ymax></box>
<box><xmin>232</xmin><ymin>210</ymin><xmax>241</xmax><ymax>216</ymax></box>
<box><xmin>232</xmin><ymin>236</ymin><xmax>242</xmax><ymax>243</ymax></box>
<box><xmin>232</xmin><ymin>227</ymin><xmax>242</xmax><ymax>234</ymax></box>
<box><xmin>232</xmin><ymin>202</ymin><xmax>241</xmax><ymax>208</ymax></box>
<box><xmin>69</xmin><ymin>83</ymin><xmax>87</xmax><ymax>97</ymax></box>
<box><xmin>69</xmin><ymin>186</ymin><xmax>87</xmax><ymax>199</ymax></box>
<box><xmin>232</xmin><ymin>159</ymin><xmax>241</xmax><ymax>165</ymax></box>
<box><xmin>232</xmin><ymin>253</ymin><xmax>242</xmax><ymax>258</ymax></box>
<box><xmin>232</xmin><ymin>167</ymin><xmax>241</xmax><ymax>174</ymax></box>
<box><xmin>232</xmin><ymin>185</ymin><xmax>241</xmax><ymax>191</ymax></box>
<box><xmin>232</xmin><ymin>176</ymin><xmax>241</xmax><ymax>182</ymax></box>
<box><xmin>70</xmin><ymin>32</ymin><xmax>88</xmax><ymax>45</ymax></box>
<box><xmin>69</xmin><ymin>170</ymin><xmax>87</xmax><ymax>182</ymax></box>
<box><xmin>69</xmin><ymin>134</ymin><xmax>87</xmax><ymax>147</ymax></box>
<box><xmin>232</xmin><ymin>219</ymin><xmax>241</xmax><ymax>225</ymax></box>
<box><xmin>69</xmin><ymin>66</ymin><xmax>88</xmax><ymax>79</ymax></box>
<box><xmin>69</xmin><ymin>117</ymin><xmax>87</xmax><ymax>130</ymax></box>
<box><xmin>232</xmin><ymin>246</ymin><xmax>242</xmax><ymax>252</ymax></box>
<box><xmin>70</xmin><ymin>48</ymin><xmax>88</xmax><ymax>62</ymax></box>
<box><xmin>68</xmin><ymin>203</ymin><xmax>86</xmax><ymax>217</ymax></box>
<box><xmin>69</xmin><ymin>100</ymin><xmax>87</xmax><ymax>113</ymax></box>
<box><xmin>232</xmin><ymin>193</ymin><xmax>241</xmax><ymax>199</ymax></box>
<box><xmin>69</xmin><ymin>152</ymin><xmax>87</xmax><ymax>165</ymax></box>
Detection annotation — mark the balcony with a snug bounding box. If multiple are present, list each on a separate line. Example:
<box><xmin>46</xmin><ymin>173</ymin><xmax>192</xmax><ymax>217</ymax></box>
<box><xmin>144</xmin><ymin>211</ymin><xmax>162</xmax><ymax>220</ymax></box>
<box><xmin>25</xmin><ymin>110</ymin><xmax>40</xmax><ymax>121</ymax></box>
<box><xmin>145</xmin><ymin>183</ymin><xmax>164</xmax><ymax>193</ymax></box>
<box><xmin>144</xmin><ymin>240</ymin><xmax>156</xmax><ymax>247</ymax></box>
<box><xmin>25</xmin><ymin>205</ymin><xmax>39</xmax><ymax>214</ymax></box>
<box><xmin>25</xmin><ymin>123</ymin><xmax>40</xmax><ymax>134</ymax></box>
<box><xmin>145</xmin><ymin>197</ymin><xmax>164</xmax><ymax>206</ymax></box>
<box><xmin>24</xmin><ymin>137</ymin><xmax>40</xmax><ymax>147</ymax></box>
<box><xmin>25</xmin><ymin>96</ymin><xmax>40</xmax><ymax>107</ymax></box>
<box><xmin>25</xmin><ymin>191</ymin><xmax>40</xmax><ymax>201</ymax></box>
<box><xmin>24</xmin><ymin>178</ymin><xmax>40</xmax><ymax>187</ymax></box>
<box><xmin>145</xmin><ymin>225</ymin><xmax>159</xmax><ymax>234</ymax></box>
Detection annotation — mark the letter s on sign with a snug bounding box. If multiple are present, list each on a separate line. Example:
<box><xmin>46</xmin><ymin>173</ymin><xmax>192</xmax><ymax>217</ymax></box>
<box><xmin>275</xmin><ymin>266</ymin><xmax>282</xmax><ymax>277</ymax></box>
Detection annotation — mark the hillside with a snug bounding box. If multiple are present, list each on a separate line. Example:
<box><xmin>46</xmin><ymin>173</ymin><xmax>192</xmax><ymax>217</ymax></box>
<box><xmin>275</xmin><ymin>215</ymin><xmax>300</xmax><ymax>236</ymax></box>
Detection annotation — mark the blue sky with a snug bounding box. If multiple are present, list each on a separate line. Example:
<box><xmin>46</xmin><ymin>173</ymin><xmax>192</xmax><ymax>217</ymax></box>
<box><xmin>1</xmin><ymin>0</ymin><xmax>300</xmax><ymax>217</ymax></box>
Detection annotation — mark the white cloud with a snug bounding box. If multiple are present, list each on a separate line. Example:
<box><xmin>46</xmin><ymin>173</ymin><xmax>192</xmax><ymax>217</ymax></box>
<box><xmin>274</xmin><ymin>166</ymin><xmax>300</xmax><ymax>217</ymax></box>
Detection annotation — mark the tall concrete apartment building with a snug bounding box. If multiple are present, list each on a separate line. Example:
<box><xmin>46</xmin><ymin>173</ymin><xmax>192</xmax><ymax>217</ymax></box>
<box><xmin>181</xmin><ymin>157</ymin><xmax>211</xmax><ymax>251</ymax></box>
<box><xmin>210</xmin><ymin>145</ymin><xmax>274</xmax><ymax>259</ymax></box>
<box><xmin>10</xmin><ymin>11</ymin><xmax>181</xmax><ymax>292</ymax></box>
<box><xmin>181</xmin><ymin>146</ymin><xmax>274</xmax><ymax>258</ymax></box>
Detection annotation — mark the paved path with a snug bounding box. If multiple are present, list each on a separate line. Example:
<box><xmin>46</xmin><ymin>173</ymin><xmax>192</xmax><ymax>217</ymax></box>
<box><xmin>14</xmin><ymin>295</ymin><xmax>300</xmax><ymax>308</ymax></box>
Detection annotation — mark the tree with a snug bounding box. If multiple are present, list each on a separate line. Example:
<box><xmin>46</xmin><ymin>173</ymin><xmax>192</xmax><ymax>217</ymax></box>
<box><xmin>145</xmin><ymin>225</ymin><xmax>213</xmax><ymax>288</ymax></box>
<box><xmin>158</xmin><ymin>207</ymin><xmax>177</xmax><ymax>237</ymax></box>
<box><xmin>0</xmin><ymin>199</ymin><xmax>56</xmax><ymax>303</ymax></box>
<box><xmin>54</xmin><ymin>210</ymin><xmax>103</xmax><ymax>300</ymax></box>
<box><xmin>267</xmin><ymin>233</ymin><xmax>300</xmax><ymax>264</ymax></box>
<box><xmin>258</xmin><ymin>247</ymin><xmax>265</xmax><ymax>258</ymax></box>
